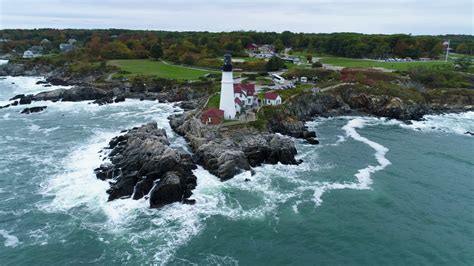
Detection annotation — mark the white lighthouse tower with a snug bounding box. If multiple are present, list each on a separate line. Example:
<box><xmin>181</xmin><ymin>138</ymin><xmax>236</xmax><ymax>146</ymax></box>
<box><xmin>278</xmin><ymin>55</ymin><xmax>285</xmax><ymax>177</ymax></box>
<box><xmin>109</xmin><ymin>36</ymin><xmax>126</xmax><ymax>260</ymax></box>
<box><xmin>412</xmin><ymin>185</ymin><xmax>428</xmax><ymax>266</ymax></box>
<box><xmin>219</xmin><ymin>53</ymin><xmax>236</xmax><ymax>120</ymax></box>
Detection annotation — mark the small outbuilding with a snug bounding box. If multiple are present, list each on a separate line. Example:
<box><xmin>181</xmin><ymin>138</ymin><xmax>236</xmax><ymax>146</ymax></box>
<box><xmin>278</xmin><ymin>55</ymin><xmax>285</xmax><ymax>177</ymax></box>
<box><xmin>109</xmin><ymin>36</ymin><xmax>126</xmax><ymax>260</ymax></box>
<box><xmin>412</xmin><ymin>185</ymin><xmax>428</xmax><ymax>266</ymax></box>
<box><xmin>264</xmin><ymin>92</ymin><xmax>282</xmax><ymax>106</ymax></box>
<box><xmin>201</xmin><ymin>108</ymin><xmax>224</xmax><ymax>125</ymax></box>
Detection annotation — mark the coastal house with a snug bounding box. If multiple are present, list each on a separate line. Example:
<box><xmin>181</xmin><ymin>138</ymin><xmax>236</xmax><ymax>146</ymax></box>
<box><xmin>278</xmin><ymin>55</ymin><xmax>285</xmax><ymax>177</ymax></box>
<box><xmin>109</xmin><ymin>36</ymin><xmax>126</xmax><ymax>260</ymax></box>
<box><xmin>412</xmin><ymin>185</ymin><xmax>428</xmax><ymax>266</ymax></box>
<box><xmin>264</xmin><ymin>92</ymin><xmax>282</xmax><ymax>106</ymax></box>
<box><xmin>23</xmin><ymin>46</ymin><xmax>43</xmax><ymax>58</ymax></box>
<box><xmin>234</xmin><ymin>83</ymin><xmax>256</xmax><ymax>107</ymax></box>
<box><xmin>59</xmin><ymin>43</ymin><xmax>76</xmax><ymax>52</ymax></box>
<box><xmin>40</xmin><ymin>38</ymin><xmax>51</xmax><ymax>44</ymax></box>
<box><xmin>201</xmin><ymin>108</ymin><xmax>224</xmax><ymax>125</ymax></box>
<box><xmin>245</xmin><ymin>43</ymin><xmax>259</xmax><ymax>52</ymax></box>
<box><xmin>58</xmin><ymin>38</ymin><xmax>78</xmax><ymax>52</ymax></box>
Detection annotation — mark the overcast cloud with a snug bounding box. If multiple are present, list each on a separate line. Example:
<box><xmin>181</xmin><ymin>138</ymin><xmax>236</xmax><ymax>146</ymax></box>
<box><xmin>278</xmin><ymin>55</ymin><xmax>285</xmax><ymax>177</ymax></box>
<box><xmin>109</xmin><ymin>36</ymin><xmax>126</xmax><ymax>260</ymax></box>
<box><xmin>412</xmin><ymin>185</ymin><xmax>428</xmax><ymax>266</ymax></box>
<box><xmin>0</xmin><ymin>0</ymin><xmax>472</xmax><ymax>34</ymax></box>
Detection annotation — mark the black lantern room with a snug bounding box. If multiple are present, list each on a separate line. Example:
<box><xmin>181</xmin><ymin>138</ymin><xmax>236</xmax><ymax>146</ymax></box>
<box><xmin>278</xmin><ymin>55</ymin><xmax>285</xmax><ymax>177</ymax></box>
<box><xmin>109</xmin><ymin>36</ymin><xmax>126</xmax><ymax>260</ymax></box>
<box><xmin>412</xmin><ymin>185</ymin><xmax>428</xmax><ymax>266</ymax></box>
<box><xmin>223</xmin><ymin>53</ymin><xmax>232</xmax><ymax>72</ymax></box>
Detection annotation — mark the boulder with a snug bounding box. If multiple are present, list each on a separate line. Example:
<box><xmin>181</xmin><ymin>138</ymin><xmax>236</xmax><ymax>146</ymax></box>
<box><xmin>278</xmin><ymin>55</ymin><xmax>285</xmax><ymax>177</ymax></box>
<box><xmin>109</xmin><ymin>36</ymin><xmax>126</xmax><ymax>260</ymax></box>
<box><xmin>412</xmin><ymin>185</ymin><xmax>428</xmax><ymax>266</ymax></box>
<box><xmin>19</xmin><ymin>95</ymin><xmax>33</xmax><ymax>105</ymax></box>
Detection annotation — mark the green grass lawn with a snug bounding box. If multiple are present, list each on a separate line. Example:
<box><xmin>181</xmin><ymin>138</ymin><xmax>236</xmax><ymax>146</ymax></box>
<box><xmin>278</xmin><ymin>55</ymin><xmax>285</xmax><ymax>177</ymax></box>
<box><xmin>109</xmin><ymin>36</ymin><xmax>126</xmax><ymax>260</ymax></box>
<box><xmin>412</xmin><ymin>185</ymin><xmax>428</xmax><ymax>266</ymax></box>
<box><xmin>108</xmin><ymin>59</ymin><xmax>217</xmax><ymax>80</ymax></box>
<box><xmin>319</xmin><ymin>57</ymin><xmax>451</xmax><ymax>71</ymax></box>
<box><xmin>232</xmin><ymin>57</ymin><xmax>261</xmax><ymax>62</ymax></box>
<box><xmin>206</xmin><ymin>93</ymin><xmax>220</xmax><ymax>108</ymax></box>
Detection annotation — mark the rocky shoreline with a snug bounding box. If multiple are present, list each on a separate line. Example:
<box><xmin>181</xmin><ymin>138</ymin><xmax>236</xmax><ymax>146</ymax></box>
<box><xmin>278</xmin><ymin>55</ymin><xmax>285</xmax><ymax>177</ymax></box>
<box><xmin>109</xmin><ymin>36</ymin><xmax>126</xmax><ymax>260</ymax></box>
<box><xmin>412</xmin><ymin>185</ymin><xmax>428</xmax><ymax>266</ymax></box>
<box><xmin>2</xmin><ymin>61</ymin><xmax>473</xmax><ymax>209</ymax></box>
<box><xmin>0</xmin><ymin>62</ymin><xmax>210</xmax><ymax>111</ymax></box>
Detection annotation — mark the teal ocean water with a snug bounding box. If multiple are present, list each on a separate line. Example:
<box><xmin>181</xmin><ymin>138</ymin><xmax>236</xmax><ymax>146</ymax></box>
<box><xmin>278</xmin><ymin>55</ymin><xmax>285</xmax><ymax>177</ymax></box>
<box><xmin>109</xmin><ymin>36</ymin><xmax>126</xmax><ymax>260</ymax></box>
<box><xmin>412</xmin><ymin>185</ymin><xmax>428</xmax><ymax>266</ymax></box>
<box><xmin>0</xmin><ymin>75</ymin><xmax>473</xmax><ymax>265</ymax></box>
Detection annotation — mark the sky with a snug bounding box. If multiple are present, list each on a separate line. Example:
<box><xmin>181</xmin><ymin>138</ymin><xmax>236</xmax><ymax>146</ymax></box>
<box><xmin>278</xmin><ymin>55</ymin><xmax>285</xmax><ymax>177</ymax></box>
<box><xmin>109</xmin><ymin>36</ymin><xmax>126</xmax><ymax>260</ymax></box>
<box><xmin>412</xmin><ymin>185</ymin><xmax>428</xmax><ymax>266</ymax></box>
<box><xmin>0</xmin><ymin>0</ymin><xmax>473</xmax><ymax>35</ymax></box>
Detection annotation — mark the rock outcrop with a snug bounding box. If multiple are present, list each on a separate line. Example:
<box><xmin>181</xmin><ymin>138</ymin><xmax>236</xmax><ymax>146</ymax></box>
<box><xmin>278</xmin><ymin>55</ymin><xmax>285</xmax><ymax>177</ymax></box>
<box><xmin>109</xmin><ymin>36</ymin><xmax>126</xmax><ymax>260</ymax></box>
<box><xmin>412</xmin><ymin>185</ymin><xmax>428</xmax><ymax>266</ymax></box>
<box><xmin>169</xmin><ymin>114</ymin><xmax>299</xmax><ymax>180</ymax></box>
<box><xmin>20</xmin><ymin>106</ymin><xmax>47</xmax><ymax>114</ymax></box>
<box><xmin>94</xmin><ymin>122</ymin><xmax>197</xmax><ymax>208</ymax></box>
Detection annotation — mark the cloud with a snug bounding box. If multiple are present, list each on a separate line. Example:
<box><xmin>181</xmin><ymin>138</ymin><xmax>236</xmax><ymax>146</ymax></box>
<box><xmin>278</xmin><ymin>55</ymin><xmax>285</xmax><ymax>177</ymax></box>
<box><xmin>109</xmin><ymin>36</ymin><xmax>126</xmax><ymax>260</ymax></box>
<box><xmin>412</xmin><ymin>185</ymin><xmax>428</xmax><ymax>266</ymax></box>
<box><xmin>0</xmin><ymin>0</ymin><xmax>472</xmax><ymax>34</ymax></box>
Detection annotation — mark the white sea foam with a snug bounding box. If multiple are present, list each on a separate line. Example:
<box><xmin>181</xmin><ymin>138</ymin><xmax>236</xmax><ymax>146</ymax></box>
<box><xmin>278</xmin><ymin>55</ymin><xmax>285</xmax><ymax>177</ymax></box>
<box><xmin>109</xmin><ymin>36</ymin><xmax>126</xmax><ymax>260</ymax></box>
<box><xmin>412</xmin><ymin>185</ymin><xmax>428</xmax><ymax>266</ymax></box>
<box><xmin>0</xmin><ymin>76</ymin><xmax>71</xmax><ymax>99</ymax></box>
<box><xmin>0</xmin><ymin>230</ymin><xmax>20</xmax><ymax>248</ymax></box>
<box><xmin>401</xmin><ymin>111</ymin><xmax>474</xmax><ymax>136</ymax></box>
<box><xmin>295</xmin><ymin>117</ymin><xmax>392</xmax><ymax>208</ymax></box>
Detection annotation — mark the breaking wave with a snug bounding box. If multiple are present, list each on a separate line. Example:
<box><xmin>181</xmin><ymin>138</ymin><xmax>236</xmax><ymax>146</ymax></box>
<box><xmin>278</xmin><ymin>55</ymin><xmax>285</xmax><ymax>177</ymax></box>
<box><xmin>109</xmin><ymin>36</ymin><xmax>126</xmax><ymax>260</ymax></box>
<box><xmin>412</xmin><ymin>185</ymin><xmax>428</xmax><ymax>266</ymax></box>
<box><xmin>401</xmin><ymin>111</ymin><xmax>474</xmax><ymax>136</ymax></box>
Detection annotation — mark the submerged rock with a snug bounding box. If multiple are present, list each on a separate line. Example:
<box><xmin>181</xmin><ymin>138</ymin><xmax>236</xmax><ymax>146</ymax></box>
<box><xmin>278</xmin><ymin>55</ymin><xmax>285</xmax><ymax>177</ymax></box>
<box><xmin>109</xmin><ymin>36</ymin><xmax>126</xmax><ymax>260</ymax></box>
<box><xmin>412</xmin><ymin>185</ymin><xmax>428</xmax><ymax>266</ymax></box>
<box><xmin>95</xmin><ymin>122</ymin><xmax>197</xmax><ymax>208</ymax></box>
<box><xmin>20</xmin><ymin>106</ymin><xmax>47</xmax><ymax>114</ymax></box>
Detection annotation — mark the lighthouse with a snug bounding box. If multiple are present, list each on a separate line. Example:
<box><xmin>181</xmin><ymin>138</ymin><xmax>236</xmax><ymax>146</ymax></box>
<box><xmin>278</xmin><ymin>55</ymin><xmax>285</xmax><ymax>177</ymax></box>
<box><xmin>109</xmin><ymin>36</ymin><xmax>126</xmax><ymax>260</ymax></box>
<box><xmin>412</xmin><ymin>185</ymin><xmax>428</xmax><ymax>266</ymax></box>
<box><xmin>219</xmin><ymin>53</ymin><xmax>236</xmax><ymax>120</ymax></box>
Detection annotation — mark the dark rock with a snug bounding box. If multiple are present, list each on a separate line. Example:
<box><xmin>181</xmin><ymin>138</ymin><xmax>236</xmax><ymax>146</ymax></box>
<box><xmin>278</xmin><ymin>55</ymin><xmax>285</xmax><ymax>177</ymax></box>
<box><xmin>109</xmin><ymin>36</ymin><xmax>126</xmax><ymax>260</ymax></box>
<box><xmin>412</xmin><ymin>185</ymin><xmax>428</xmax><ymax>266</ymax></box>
<box><xmin>173</xmin><ymin>116</ymin><xmax>298</xmax><ymax>180</ymax></box>
<box><xmin>62</xmin><ymin>86</ymin><xmax>109</xmax><ymax>101</ymax></box>
<box><xmin>114</xmin><ymin>96</ymin><xmax>126</xmax><ymax>103</ymax></box>
<box><xmin>20</xmin><ymin>106</ymin><xmax>47</xmax><ymax>114</ymax></box>
<box><xmin>19</xmin><ymin>95</ymin><xmax>33</xmax><ymax>105</ymax></box>
<box><xmin>465</xmin><ymin>131</ymin><xmax>474</xmax><ymax>136</ymax></box>
<box><xmin>45</xmin><ymin>77</ymin><xmax>69</xmax><ymax>86</ymax></box>
<box><xmin>95</xmin><ymin>122</ymin><xmax>198</xmax><ymax>208</ymax></box>
<box><xmin>9</xmin><ymin>94</ymin><xmax>25</xmax><ymax>101</ymax></box>
<box><xmin>305</xmin><ymin>137</ymin><xmax>320</xmax><ymax>145</ymax></box>
<box><xmin>33</xmin><ymin>86</ymin><xmax>109</xmax><ymax>102</ymax></box>
<box><xmin>93</xmin><ymin>97</ymin><xmax>113</xmax><ymax>106</ymax></box>
<box><xmin>183</xmin><ymin>199</ymin><xmax>196</xmax><ymax>205</ymax></box>
<box><xmin>149</xmin><ymin>172</ymin><xmax>185</xmax><ymax>208</ymax></box>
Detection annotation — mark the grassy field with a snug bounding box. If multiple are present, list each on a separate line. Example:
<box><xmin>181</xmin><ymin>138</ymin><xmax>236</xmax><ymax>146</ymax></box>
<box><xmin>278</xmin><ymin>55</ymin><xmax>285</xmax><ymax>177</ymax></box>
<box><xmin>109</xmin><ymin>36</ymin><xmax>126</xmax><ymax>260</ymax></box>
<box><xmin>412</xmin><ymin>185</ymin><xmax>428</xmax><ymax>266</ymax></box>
<box><xmin>319</xmin><ymin>57</ymin><xmax>451</xmax><ymax>71</ymax></box>
<box><xmin>108</xmin><ymin>59</ymin><xmax>217</xmax><ymax>80</ymax></box>
<box><xmin>206</xmin><ymin>93</ymin><xmax>220</xmax><ymax>108</ymax></box>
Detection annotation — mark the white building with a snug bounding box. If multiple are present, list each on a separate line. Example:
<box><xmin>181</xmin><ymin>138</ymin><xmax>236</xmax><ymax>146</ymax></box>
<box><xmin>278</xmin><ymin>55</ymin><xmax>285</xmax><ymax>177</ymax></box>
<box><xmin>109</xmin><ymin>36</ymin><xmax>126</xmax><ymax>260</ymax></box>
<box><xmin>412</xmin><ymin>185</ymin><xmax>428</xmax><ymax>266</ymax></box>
<box><xmin>22</xmin><ymin>46</ymin><xmax>43</xmax><ymax>58</ymax></box>
<box><xmin>23</xmin><ymin>50</ymin><xmax>35</xmax><ymax>58</ymax></box>
<box><xmin>234</xmin><ymin>83</ymin><xmax>256</xmax><ymax>107</ymax></box>
<box><xmin>219</xmin><ymin>54</ymin><xmax>236</xmax><ymax>120</ymax></box>
<box><xmin>264</xmin><ymin>92</ymin><xmax>282</xmax><ymax>106</ymax></box>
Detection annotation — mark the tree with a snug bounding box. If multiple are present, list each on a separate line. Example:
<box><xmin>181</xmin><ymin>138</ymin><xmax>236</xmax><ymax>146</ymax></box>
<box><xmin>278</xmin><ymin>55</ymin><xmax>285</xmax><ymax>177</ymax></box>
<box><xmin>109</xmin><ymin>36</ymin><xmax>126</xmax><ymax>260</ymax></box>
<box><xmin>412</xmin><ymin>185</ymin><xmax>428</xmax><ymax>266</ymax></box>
<box><xmin>150</xmin><ymin>43</ymin><xmax>163</xmax><ymax>59</ymax></box>
<box><xmin>266</xmin><ymin>56</ymin><xmax>286</xmax><ymax>71</ymax></box>
<box><xmin>102</xmin><ymin>41</ymin><xmax>131</xmax><ymax>59</ymax></box>
<box><xmin>305</xmin><ymin>54</ymin><xmax>313</xmax><ymax>63</ymax></box>
<box><xmin>273</xmin><ymin>39</ymin><xmax>285</xmax><ymax>53</ymax></box>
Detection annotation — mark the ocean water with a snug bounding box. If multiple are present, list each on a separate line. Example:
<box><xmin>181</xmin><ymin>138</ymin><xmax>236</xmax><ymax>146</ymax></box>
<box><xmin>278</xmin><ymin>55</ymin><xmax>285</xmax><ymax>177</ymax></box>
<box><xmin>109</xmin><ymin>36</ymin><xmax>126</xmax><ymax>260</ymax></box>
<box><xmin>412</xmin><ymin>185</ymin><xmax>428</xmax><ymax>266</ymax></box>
<box><xmin>0</xmin><ymin>76</ymin><xmax>473</xmax><ymax>265</ymax></box>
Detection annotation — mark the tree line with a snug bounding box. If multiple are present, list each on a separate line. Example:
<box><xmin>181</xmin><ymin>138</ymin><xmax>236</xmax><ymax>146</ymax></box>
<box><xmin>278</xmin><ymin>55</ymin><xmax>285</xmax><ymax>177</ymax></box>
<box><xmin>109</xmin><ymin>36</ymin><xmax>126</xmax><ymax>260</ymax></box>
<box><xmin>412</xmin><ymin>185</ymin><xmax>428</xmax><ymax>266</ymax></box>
<box><xmin>1</xmin><ymin>29</ymin><xmax>472</xmax><ymax>64</ymax></box>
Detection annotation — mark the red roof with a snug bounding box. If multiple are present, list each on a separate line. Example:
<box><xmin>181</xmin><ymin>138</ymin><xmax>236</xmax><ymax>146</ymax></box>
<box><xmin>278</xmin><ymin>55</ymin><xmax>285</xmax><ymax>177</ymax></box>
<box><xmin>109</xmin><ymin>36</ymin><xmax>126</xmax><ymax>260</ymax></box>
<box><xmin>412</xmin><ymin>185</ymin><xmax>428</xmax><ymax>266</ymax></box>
<box><xmin>202</xmin><ymin>108</ymin><xmax>224</xmax><ymax>118</ymax></box>
<box><xmin>234</xmin><ymin>83</ymin><xmax>255</xmax><ymax>96</ymax></box>
<box><xmin>264</xmin><ymin>92</ymin><xmax>280</xmax><ymax>100</ymax></box>
<box><xmin>246</xmin><ymin>43</ymin><xmax>258</xmax><ymax>49</ymax></box>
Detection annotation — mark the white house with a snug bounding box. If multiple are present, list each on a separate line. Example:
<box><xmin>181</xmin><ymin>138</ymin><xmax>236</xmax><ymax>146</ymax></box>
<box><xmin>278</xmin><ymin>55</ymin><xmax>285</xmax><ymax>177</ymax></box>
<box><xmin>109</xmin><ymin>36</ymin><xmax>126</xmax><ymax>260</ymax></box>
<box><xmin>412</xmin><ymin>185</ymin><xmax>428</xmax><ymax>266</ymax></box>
<box><xmin>23</xmin><ymin>50</ymin><xmax>35</xmax><ymax>58</ymax></box>
<box><xmin>23</xmin><ymin>46</ymin><xmax>43</xmax><ymax>58</ymax></box>
<box><xmin>234</xmin><ymin>83</ymin><xmax>256</xmax><ymax>107</ymax></box>
<box><xmin>264</xmin><ymin>92</ymin><xmax>282</xmax><ymax>106</ymax></box>
<box><xmin>59</xmin><ymin>43</ymin><xmax>75</xmax><ymax>52</ymax></box>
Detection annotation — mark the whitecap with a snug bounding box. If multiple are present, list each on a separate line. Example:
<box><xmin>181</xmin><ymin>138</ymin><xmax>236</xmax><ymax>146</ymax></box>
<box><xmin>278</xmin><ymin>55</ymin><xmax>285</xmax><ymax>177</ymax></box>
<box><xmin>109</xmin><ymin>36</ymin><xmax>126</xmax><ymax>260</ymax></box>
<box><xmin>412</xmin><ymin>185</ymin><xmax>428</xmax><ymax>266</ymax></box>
<box><xmin>0</xmin><ymin>230</ymin><xmax>20</xmax><ymax>248</ymax></box>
